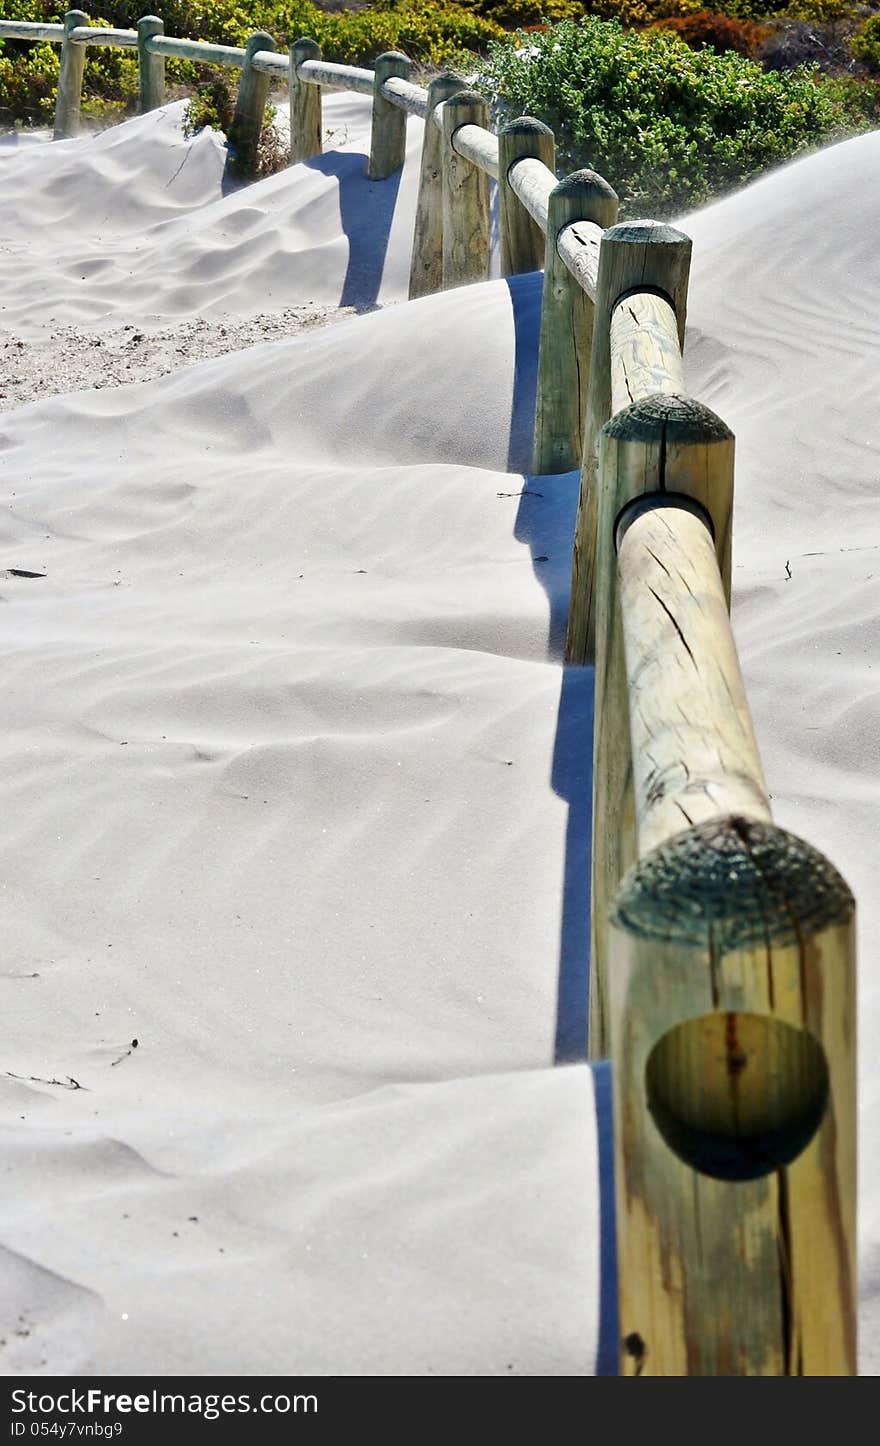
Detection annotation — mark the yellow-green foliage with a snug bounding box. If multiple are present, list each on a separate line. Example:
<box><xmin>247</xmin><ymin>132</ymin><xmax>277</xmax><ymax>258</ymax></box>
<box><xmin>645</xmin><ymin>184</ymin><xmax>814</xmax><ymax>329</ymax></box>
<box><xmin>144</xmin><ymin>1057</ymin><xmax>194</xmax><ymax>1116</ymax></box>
<box><xmin>0</xmin><ymin>39</ymin><xmax>58</xmax><ymax>123</ymax></box>
<box><xmin>852</xmin><ymin>15</ymin><xmax>880</xmax><ymax>70</ymax></box>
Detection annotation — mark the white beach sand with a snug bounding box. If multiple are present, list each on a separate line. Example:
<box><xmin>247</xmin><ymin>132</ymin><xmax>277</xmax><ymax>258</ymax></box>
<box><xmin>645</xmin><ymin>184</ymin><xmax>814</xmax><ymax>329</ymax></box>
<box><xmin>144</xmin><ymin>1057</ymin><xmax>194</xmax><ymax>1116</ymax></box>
<box><xmin>0</xmin><ymin>94</ymin><xmax>877</xmax><ymax>1375</ymax></box>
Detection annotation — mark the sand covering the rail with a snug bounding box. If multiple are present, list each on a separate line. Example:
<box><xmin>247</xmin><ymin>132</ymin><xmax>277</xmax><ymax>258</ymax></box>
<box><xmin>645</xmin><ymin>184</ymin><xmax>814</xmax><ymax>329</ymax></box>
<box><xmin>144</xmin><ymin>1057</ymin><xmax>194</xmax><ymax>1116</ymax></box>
<box><xmin>0</xmin><ymin>95</ymin><xmax>878</xmax><ymax>1375</ymax></box>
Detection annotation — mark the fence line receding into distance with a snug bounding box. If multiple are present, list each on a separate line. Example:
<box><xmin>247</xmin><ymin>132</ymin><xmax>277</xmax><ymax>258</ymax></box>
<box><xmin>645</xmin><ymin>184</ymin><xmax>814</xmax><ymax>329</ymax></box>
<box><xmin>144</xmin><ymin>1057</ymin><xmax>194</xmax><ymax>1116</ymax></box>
<box><xmin>0</xmin><ymin>12</ymin><xmax>858</xmax><ymax>1378</ymax></box>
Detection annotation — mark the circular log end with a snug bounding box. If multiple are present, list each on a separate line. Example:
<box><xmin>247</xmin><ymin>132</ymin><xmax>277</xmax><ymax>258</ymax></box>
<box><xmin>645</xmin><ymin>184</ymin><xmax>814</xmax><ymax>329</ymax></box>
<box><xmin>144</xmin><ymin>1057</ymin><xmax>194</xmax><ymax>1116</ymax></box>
<box><xmin>443</xmin><ymin>89</ymin><xmax>489</xmax><ymax>114</ymax></box>
<box><xmin>604</xmin><ymin>392</ymin><xmax>733</xmax><ymax>447</ymax></box>
<box><xmin>604</xmin><ymin>219</ymin><xmax>691</xmax><ymax>249</ymax></box>
<box><xmin>375</xmin><ymin>50</ymin><xmax>411</xmax><ymax>68</ymax></box>
<box><xmin>553</xmin><ymin>169</ymin><xmax>618</xmax><ymax>205</ymax></box>
<box><xmin>291</xmin><ymin>37</ymin><xmax>321</xmax><ymax>59</ymax></box>
<box><xmin>613</xmin><ymin>815</ymin><xmax>854</xmax><ymax>951</ymax></box>
<box><xmin>499</xmin><ymin>115</ymin><xmax>554</xmax><ymax>139</ymax></box>
<box><xmin>246</xmin><ymin>30</ymin><xmax>275</xmax><ymax>54</ymax></box>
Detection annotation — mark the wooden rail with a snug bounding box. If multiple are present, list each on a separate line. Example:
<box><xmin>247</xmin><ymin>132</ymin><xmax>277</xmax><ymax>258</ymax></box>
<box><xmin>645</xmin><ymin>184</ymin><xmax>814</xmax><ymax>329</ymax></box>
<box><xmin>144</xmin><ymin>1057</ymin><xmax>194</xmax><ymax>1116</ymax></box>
<box><xmin>0</xmin><ymin>11</ymin><xmax>858</xmax><ymax>1377</ymax></box>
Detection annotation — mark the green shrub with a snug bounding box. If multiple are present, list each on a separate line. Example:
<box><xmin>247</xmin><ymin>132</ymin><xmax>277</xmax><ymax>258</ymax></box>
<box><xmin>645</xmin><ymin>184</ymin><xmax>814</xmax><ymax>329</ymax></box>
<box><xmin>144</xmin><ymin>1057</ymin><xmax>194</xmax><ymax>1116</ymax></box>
<box><xmin>0</xmin><ymin>39</ymin><xmax>59</xmax><ymax>125</ymax></box>
<box><xmin>477</xmin><ymin>17</ymin><xmax>859</xmax><ymax>214</ymax></box>
<box><xmin>852</xmin><ymin>15</ymin><xmax>880</xmax><ymax>71</ymax></box>
<box><xmin>181</xmin><ymin>65</ymin><xmax>288</xmax><ymax>172</ymax></box>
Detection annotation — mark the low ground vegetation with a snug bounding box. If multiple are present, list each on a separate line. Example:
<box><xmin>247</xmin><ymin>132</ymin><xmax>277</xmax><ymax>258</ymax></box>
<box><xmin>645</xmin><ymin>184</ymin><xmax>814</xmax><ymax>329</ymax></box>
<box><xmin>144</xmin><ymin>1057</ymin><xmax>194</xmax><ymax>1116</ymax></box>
<box><xmin>2</xmin><ymin>0</ymin><xmax>880</xmax><ymax>204</ymax></box>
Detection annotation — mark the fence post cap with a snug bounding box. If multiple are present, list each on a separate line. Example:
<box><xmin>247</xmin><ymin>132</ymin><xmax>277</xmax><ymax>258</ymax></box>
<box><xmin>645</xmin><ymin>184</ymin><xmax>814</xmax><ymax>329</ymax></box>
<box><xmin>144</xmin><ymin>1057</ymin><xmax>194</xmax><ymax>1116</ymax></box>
<box><xmin>603</xmin><ymin>392</ymin><xmax>732</xmax><ymax>445</ymax></box>
<box><xmin>613</xmin><ymin>814</ymin><xmax>853</xmax><ymax>950</ymax></box>
<box><xmin>553</xmin><ymin>168</ymin><xmax>618</xmax><ymax>204</ymax></box>
<box><xmin>499</xmin><ymin>115</ymin><xmax>553</xmax><ymax>138</ymax></box>
<box><xmin>604</xmin><ymin>219</ymin><xmax>691</xmax><ymax>247</ymax></box>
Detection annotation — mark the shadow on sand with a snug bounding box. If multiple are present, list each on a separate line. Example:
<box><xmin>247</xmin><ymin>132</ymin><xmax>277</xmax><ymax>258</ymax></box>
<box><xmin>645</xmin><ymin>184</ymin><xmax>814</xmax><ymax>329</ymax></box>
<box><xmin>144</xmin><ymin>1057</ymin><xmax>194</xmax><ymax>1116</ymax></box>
<box><xmin>504</xmin><ymin>271</ymin><xmax>618</xmax><ymax>1376</ymax></box>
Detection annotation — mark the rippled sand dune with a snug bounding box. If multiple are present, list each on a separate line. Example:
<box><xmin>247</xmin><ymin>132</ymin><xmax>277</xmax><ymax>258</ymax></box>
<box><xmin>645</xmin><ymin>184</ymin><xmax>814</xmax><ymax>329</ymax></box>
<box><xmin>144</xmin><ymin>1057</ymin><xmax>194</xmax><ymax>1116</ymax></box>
<box><xmin>0</xmin><ymin>94</ymin><xmax>877</xmax><ymax>1374</ymax></box>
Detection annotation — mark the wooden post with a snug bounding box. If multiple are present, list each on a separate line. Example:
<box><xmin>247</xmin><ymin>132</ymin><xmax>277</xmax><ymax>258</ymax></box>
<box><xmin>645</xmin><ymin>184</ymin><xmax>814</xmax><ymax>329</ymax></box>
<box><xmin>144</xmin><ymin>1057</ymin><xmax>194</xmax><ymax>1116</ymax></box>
<box><xmin>611</xmin><ymin>817</ymin><xmax>856</xmax><ymax>1376</ymax></box>
<box><xmin>409</xmin><ymin>72</ymin><xmax>466</xmax><ymax>300</ymax></box>
<box><xmin>532</xmin><ymin>170</ymin><xmax>618</xmax><ymax>475</ymax></box>
<box><xmin>289</xmin><ymin>37</ymin><xmax>322</xmax><ymax>164</ymax></box>
<box><xmin>441</xmin><ymin>90</ymin><xmax>491</xmax><ymax>291</ymax></box>
<box><xmin>566</xmin><ymin>221</ymin><xmax>692</xmax><ymax>666</ymax></box>
<box><xmin>369</xmin><ymin>51</ymin><xmax>412</xmax><ymax>180</ymax></box>
<box><xmin>53</xmin><ymin>10</ymin><xmax>89</xmax><ymax>140</ymax></box>
<box><xmin>589</xmin><ymin>394</ymin><xmax>734</xmax><ymax>1060</ymax></box>
<box><xmin>137</xmin><ymin>15</ymin><xmax>164</xmax><ymax>114</ymax></box>
<box><xmin>608</xmin><ymin>503</ymin><xmax>856</xmax><ymax>1372</ymax></box>
<box><xmin>498</xmin><ymin>117</ymin><xmax>555</xmax><ymax>277</ymax></box>
<box><xmin>225</xmin><ymin>30</ymin><xmax>275</xmax><ymax>184</ymax></box>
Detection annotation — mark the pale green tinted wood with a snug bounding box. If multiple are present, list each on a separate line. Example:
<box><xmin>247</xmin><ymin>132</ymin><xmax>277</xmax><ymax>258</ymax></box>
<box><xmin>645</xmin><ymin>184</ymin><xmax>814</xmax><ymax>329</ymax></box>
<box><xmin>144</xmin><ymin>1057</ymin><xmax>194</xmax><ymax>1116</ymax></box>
<box><xmin>566</xmin><ymin>221</ymin><xmax>692</xmax><ymax>668</ymax></box>
<box><xmin>145</xmin><ymin>35</ymin><xmax>245</xmax><ymax>67</ymax></box>
<box><xmin>589</xmin><ymin>396</ymin><xmax>734</xmax><ymax>1060</ymax></box>
<box><xmin>0</xmin><ymin>21</ymin><xmax>65</xmax><ymax>40</ymax></box>
<box><xmin>409</xmin><ymin>73</ymin><xmax>466</xmax><ymax>300</ymax></box>
<box><xmin>226</xmin><ymin>30</ymin><xmax>275</xmax><ymax>183</ymax></box>
<box><xmin>53</xmin><ymin>11</ymin><xmax>89</xmax><ymax>140</ymax></box>
<box><xmin>498</xmin><ymin>118</ymin><xmax>555</xmax><ymax>277</ymax></box>
<box><xmin>289</xmin><ymin>38</ymin><xmax>322</xmax><ymax>164</ymax></box>
<box><xmin>369</xmin><ymin>52</ymin><xmax>411</xmax><ymax>180</ymax></box>
<box><xmin>381</xmin><ymin>75</ymin><xmax>428</xmax><ymax>119</ymax></box>
<box><xmin>441</xmin><ymin>91</ymin><xmax>491</xmax><ymax>290</ymax></box>
<box><xmin>297</xmin><ymin>59</ymin><xmax>374</xmax><ymax>95</ymax></box>
<box><xmin>137</xmin><ymin>16</ymin><xmax>165</xmax><ymax>113</ymax></box>
<box><xmin>532</xmin><ymin>171</ymin><xmax>618</xmax><ymax>476</ymax></box>
<box><xmin>69</xmin><ymin>26</ymin><xmax>137</xmax><ymax>46</ymax></box>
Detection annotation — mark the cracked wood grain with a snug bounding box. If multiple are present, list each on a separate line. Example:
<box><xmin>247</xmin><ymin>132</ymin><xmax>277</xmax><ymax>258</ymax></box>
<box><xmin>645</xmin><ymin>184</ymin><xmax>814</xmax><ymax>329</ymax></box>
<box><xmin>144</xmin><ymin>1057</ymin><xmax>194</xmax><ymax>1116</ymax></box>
<box><xmin>289</xmin><ymin>38</ymin><xmax>323</xmax><ymax>164</ymax></box>
<box><xmin>499</xmin><ymin>120</ymin><xmax>555</xmax><ymax>278</ymax></box>
<box><xmin>566</xmin><ymin>222</ymin><xmax>692</xmax><ymax>665</ymax></box>
<box><xmin>532</xmin><ymin>173</ymin><xmax>618</xmax><ymax>476</ymax></box>
<box><xmin>440</xmin><ymin>92</ymin><xmax>491</xmax><ymax>291</ymax></box>
<box><xmin>369</xmin><ymin>52</ymin><xmax>412</xmax><ymax>181</ymax></box>
<box><xmin>409</xmin><ymin>73</ymin><xmax>466</xmax><ymax>300</ymax></box>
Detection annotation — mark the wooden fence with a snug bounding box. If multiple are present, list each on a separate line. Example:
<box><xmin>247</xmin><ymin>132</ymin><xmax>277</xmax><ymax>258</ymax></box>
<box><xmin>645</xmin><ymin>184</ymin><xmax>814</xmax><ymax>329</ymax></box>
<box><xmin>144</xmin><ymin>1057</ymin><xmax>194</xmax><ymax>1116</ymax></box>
<box><xmin>0</xmin><ymin>13</ymin><xmax>858</xmax><ymax>1377</ymax></box>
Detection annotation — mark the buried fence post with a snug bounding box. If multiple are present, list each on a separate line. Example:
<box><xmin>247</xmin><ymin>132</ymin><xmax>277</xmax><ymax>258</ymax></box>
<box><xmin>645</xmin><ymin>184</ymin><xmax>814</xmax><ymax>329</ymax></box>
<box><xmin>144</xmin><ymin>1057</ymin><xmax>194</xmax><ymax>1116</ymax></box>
<box><xmin>532</xmin><ymin>171</ymin><xmax>619</xmax><ymax>476</ymax></box>
<box><xmin>498</xmin><ymin>117</ymin><xmax>555</xmax><ymax>277</ymax></box>
<box><xmin>566</xmin><ymin>221</ymin><xmax>692</xmax><ymax>669</ymax></box>
<box><xmin>225</xmin><ymin>30</ymin><xmax>275</xmax><ymax>184</ymax></box>
<box><xmin>589</xmin><ymin>395</ymin><xmax>734</xmax><ymax>1062</ymax></box>
<box><xmin>440</xmin><ymin>90</ymin><xmax>491</xmax><ymax>290</ymax></box>
<box><xmin>369</xmin><ymin>51</ymin><xmax>412</xmax><ymax>180</ymax></box>
<box><xmin>54</xmin><ymin>11</ymin><xmax>89</xmax><ymax>140</ymax></box>
<box><xmin>607</xmin><ymin>493</ymin><xmax>856</xmax><ymax>1373</ymax></box>
<box><xmin>137</xmin><ymin>15</ymin><xmax>165</xmax><ymax>114</ymax></box>
<box><xmin>409</xmin><ymin>72</ymin><xmax>466</xmax><ymax>300</ymax></box>
<box><xmin>289</xmin><ymin>37</ymin><xmax>322</xmax><ymax>165</ymax></box>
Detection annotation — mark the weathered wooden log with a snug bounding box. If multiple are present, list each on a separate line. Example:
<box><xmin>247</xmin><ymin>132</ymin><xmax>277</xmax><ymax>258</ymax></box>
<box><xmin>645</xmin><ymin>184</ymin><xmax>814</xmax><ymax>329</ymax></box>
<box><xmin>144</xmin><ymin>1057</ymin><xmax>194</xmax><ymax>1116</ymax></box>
<box><xmin>0</xmin><ymin>20</ymin><xmax>65</xmax><ymax>39</ymax></box>
<box><xmin>225</xmin><ymin>30</ymin><xmax>275</xmax><ymax>183</ymax></box>
<box><xmin>608</xmin><ymin>508</ymin><xmax>856</xmax><ymax>1373</ymax></box>
<box><xmin>506</xmin><ymin>156</ymin><xmax>556</xmax><ymax>238</ymax></box>
<box><xmin>448</xmin><ymin>122</ymin><xmax>499</xmax><ymax>179</ymax></box>
<box><xmin>381</xmin><ymin>75</ymin><xmax>428</xmax><ymax>119</ymax></box>
<box><xmin>69</xmin><ymin>25</ymin><xmax>137</xmax><ymax>46</ymax></box>
<box><xmin>369</xmin><ymin>51</ymin><xmax>411</xmax><ymax>180</ymax></box>
<box><xmin>250</xmin><ymin>49</ymin><xmax>289</xmax><ymax>79</ymax></box>
<box><xmin>144</xmin><ymin>35</ymin><xmax>245</xmax><ymax>67</ymax></box>
<box><xmin>609</xmin><ymin>289</ymin><xmax>685</xmax><ymax>417</ymax></box>
<box><xmin>296</xmin><ymin>59</ymin><xmax>374</xmax><ymax>95</ymax></box>
<box><xmin>53</xmin><ymin>11</ymin><xmax>89</xmax><ymax>140</ymax></box>
<box><xmin>441</xmin><ymin>91</ymin><xmax>491</xmax><ymax>290</ymax></box>
<box><xmin>532</xmin><ymin>171</ymin><xmax>618</xmax><ymax>476</ymax></box>
<box><xmin>137</xmin><ymin>15</ymin><xmax>164</xmax><ymax>113</ymax></box>
<box><xmin>409</xmin><ymin>73</ymin><xmax>467</xmax><ymax>300</ymax></box>
<box><xmin>618</xmin><ymin>499</ymin><xmax>767</xmax><ymax>850</ymax></box>
<box><xmin>289</xmin><ymin>37</ymin><xmax>322</xmax><ymax>164</ymax></box>
<box><xmin>566</xmin><ymin>221</ymin><xmax>692</xmax><ymax>666</ymax></box>
<box><xmin>589</xmin><ymin>395</ymin><xmax>734</xmax><ymax>1060</ymax></box>
<box><xmin>498</xmin><ymin>118</ymin><xmax>555</xmax><ymax>277</ymax></box>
